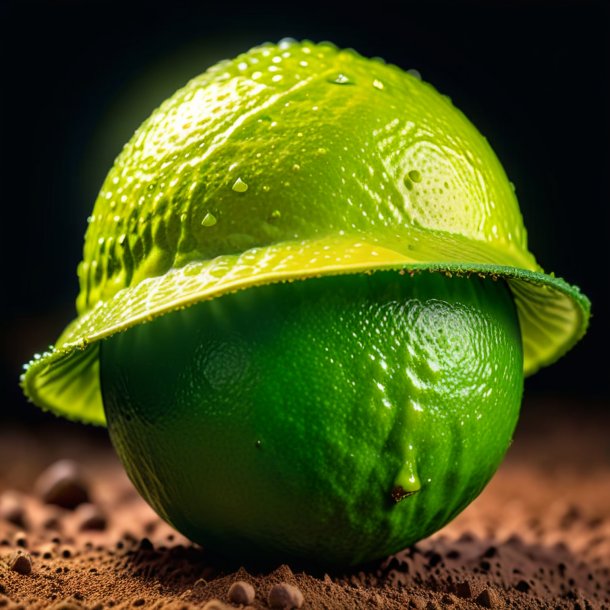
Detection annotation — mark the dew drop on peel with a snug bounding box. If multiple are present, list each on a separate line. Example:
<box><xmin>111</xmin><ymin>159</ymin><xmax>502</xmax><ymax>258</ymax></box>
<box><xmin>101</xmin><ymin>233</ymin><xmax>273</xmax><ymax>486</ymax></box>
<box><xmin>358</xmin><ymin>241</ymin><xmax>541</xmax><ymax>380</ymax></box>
<box><xmin>232</xmin><ymin>177</ymin><xmax>248</xmax><ymax>193</ymax></box>
<box><xmin>201</xmin><ymin>212</ymin><xmax>217</xmax><ymax>227</ymax></box>
<box><xmin>328</xmin><ymin>73</ymin><xmax>354</xmax><ymax>85</ymax></box>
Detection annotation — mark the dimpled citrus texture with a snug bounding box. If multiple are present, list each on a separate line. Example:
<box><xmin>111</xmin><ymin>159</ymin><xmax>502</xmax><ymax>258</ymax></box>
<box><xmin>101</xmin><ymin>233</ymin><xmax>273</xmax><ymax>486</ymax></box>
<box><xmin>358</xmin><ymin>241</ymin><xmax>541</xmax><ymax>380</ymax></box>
<box><xmin>100</xmin><ymin>272</ymin><xmax>523</xmax><ymax>566</ymax></box>
<box><xmin>77</xmin><ymin>39</ymin><xmax>534</xmax><ymax>315</ymax></box>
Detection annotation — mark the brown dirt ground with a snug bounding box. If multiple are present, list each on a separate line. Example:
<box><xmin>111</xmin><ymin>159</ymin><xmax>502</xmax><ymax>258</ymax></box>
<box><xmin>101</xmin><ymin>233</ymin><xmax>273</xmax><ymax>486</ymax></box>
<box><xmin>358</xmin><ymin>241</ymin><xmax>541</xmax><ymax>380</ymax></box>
<box><xmin>0</xmin><ymin>398</ymin><xmax>608</xmax><ymax>610</ymax></box>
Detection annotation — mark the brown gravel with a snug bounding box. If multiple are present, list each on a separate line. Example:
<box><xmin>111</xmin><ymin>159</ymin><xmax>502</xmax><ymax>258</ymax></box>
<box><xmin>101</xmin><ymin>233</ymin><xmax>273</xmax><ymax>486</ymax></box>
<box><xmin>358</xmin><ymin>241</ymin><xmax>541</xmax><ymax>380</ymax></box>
<box><xmin>228</xmin><ymin>581</ymin><xmax>255</xmax><ymax>605</ymax></box>
<box><xmin>0</xmin><ymin>398</ymin><xmax>608</xmax><ymax>609</ymax></box>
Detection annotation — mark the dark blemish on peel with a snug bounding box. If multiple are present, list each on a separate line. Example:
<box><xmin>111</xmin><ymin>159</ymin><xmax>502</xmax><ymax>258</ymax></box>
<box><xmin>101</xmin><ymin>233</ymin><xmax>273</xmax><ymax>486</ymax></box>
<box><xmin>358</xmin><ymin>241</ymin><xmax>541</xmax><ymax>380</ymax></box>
<box><xmin>391</xmin><ymin>485</ymin><xmax>418</xmax><ymax>503</ymax></box>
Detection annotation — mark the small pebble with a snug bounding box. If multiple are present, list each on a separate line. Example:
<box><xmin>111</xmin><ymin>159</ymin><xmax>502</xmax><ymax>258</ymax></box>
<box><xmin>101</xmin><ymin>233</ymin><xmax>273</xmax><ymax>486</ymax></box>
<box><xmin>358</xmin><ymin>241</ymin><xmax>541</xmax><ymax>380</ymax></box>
<box><xmin>35</xmin><ymin>460</ymin><xmax>90</xmax><ymax>509</ymax></box>
<box><xmin>42</xmin><ymin>510</ymin><xmax>63</xmax><ymax>531</ymax></box>
<box><xmin>138</xmin><ymin>537</ymin><xmax>153</xmax><ymax>551</ymax></box>
<box><xmin>75</xmin><ymin>503</ymin><xmax>107</xmax><ymax>531</ymax></box>
<box><xmin>268</xmin><ymin>582</ymin><xmax>304</xmax><ymax>609</ymax></box>
<box><xmin>475</xmin><ymin>587</ymin><xmax>502</xmax><ymax>608</ymax></box>
<box><xmin>0</xmin><ymin>492</ymin><xmax>27</xmax><ymax>528</ymax></box>
<box><xmin>457</xmin><ymin>531</ymin><xmax>475</xmax><ymax>543</ymax></box>
<box><xmin>14</xmin><ymin>531</ymin><xmax>27</xmax><ymax>548</ymax></box>
<box><xmin>8</xmin><ymin>550</ymin><xmax>32</xmax><ymax>575</ymax></box>
<box><xmin>455</xmin><ymin>580</ymin><xmax>472</xmax><ymax>599</ymax></box>
<box><xmin>483</xmin><ymin>546</ymin><xmax>498</xmax><ymax>558</ymax></box>
<box><xmin>39</xmin><ymin>543</ymin><xmax>56</xmax><ymax>559</ymax></box>
<box><xmin>61</xmin><ymin>546</ymin><xmax>73</xmax><ymax>559</ymax></box>
<box><xmin>228</xmin><ymin>580</ymin><xmax>255</xmax><ymax>605</ymax></box>
<box><xmin>202</xmin><ymin>600</ymin><xmax>231</xmax><ymax>610</ymax></box>
<box><xmin>515</xmin><ymin>580</ymin><xmax>530</xmax><ymax>593</ymax></box>
<box><xmin>505</xmin><ymin>534</ymin><xmax>522</xmax><ymax>546</ymax></box>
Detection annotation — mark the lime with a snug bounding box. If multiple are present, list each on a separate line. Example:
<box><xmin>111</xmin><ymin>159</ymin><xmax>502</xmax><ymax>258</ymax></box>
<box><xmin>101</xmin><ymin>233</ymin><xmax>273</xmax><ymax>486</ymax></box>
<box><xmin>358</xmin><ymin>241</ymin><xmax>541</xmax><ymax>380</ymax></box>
<box><xmin>20</xmin><ymin>39</ymin><xmax>587</xmax><ymax>568</ymax></box>
<box><xmin>100</xmin><ymin>271</ymin><xmax>523</xmax><ymax>566</ymax></box>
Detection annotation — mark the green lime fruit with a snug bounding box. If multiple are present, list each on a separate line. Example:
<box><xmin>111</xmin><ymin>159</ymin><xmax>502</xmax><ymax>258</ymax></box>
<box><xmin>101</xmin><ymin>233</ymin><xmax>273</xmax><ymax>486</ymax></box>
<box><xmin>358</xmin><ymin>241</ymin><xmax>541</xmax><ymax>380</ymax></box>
<box><xmin>101</xmin><ymin>271</ymin><xmax>523</xmax><ymax>565</ymax></box>
<box><xmin>21</xmin><ymin>40</ymin><xmax>590</xmax><ymax>566</ymax></box>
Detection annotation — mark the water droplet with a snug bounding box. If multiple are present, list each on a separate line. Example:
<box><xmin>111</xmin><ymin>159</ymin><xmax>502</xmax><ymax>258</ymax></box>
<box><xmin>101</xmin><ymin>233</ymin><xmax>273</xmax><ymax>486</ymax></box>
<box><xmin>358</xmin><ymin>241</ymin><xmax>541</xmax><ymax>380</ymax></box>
<box><xmin>408</xmin><ymin>170</ymin><xmax>422</xmax><ymax>183</ymax></box>
<box><xmin>392</xmin><ymin>461</ymin><xmax>421</xmax><ymax>502</ymax></box>
<box><xmin>232</xmin><ymin>177</ymin><xmax>248</xmax><ymax>193</ymax></box>
<box><xmin>292</xmin><ymin>163</ymin><xmax>301</xmax><ymax>172</ymax></box>
<box><xmin>201</xmin><ymin>212</ymin><xmax>217</xmax><ymax>227</ymax></box>
<box><xmin>269</xmin><ymin>209</ymin><xmax>281</xmax><ymax>220</ymax></box>
<box><xmin>262</xmin><ymin>185</ymin><xmax>271</xmax><ymax>192</ymax></box>
<box><xmin>509</xmin><ymin>181</ymin><xmax>516</xmax><ymax>192</ymax></box>
<box><xmin>328</xmin><ymin>73</ymin><xmax>354</xmax><ymax>85</ymax></box>
<box><xmin>407</xmin><ymin>68</ymin><xmax>422</xmax><ymax>80</ymax></box>
<box><xmin>315</xmin><ymin>147</ymin><xmax>327</xmax><ymax>156</ymax></box>
<box><xmin>278</xmin><ymin>37</ymin><xmax>296</xmax><ymax>49</ymax></box>
<box><xmin>373</xmin><ymin>79</ymin><xmax>384</xmax><ymax>90</ymax></box>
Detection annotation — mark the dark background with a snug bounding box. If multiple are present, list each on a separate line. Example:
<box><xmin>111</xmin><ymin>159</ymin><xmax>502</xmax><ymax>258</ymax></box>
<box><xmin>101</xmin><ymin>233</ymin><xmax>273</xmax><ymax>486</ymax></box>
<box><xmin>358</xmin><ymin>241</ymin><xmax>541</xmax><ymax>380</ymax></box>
<box><xmin>1</xmin><ymin>0</ymin><xmax>608</xmax><ymax>428</ymax></box>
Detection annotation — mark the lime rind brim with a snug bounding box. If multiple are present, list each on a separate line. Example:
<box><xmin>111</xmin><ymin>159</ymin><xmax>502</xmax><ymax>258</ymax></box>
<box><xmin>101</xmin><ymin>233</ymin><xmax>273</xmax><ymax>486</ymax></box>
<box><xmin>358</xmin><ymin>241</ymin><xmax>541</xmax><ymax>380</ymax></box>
<box><xmin>21</xmin><ymin>234</ymin><xmax>590</xmax><ymax>426</ymax></box>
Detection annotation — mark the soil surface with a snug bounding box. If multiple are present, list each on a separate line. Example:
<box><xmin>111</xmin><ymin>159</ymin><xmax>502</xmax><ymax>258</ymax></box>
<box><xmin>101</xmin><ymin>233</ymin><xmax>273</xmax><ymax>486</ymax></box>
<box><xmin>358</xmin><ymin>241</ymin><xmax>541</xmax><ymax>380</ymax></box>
<box><xmin>0</xmin><ymin>398</ymin><xmax>608</xmax><ymax>609</ymax></box>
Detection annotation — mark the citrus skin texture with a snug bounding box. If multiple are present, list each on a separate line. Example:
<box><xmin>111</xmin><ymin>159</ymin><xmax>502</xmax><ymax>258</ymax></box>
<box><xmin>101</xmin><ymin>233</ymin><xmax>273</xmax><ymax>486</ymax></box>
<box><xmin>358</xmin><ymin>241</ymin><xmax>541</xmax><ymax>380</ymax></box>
<box><xmin>20</xmin><ymin>40</ymin><xmax>589</xmax><ymax>568</ymax></box>
<box><xmin>101</xmin><ymin>272</ymin><xmax>523</xmax><ymax>566</ymax></box>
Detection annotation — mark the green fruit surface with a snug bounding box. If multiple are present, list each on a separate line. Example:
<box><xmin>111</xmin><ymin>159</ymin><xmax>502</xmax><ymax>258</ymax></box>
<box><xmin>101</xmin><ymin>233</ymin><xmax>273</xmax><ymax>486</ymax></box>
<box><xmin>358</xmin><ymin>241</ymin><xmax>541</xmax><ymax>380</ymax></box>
<box><xmin>100</xmin><ymin>271</ymin><xmax>523</xmax><ymax>566</ymax></box>
<box><xmin>78</xmin><ymin>40</ymin><xmax>533</xmax><ymax>316</ymax></box>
